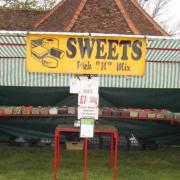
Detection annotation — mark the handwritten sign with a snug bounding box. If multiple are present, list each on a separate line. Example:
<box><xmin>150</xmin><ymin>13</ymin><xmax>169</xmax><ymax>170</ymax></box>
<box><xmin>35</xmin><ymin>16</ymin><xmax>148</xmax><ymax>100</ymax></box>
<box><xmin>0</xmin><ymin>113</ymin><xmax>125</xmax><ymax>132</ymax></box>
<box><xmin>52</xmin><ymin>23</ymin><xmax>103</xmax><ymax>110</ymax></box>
<box><xmin>78</xmin><ymin>106</ymin><xmax>99</xmax><ymax>120</ymax></box>
<box><xmin>78</xmin><ymin>93</ymin><xmax>99</xmax><ymax>107</ymax></box>
<box><xmin>80</xmin><ymin>118</ymin><xmax>94</xmax><ymax>138</ymax></box>
<box><xmin>80</xmin><ymin>77</ymin><xmax>99</xmax><ymax>94</ymax></box>
<box><xmin>70</xmin><ymin>78</ymin><xmax>80</xmax><ymax>94</ymax></box>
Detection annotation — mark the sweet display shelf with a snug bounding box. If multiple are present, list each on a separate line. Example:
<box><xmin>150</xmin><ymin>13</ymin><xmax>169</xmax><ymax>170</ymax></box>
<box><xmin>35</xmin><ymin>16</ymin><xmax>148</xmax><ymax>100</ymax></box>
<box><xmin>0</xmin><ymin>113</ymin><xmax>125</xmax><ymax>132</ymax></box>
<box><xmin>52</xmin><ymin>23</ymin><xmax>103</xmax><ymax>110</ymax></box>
<box><xmin>0</xmin><ymin>106</ymin><xmax>179</xmax><ymax>124</ymax></box>
<box><xmin>0</xmin><ymin>114</ymin><xmax>75</xmax><ymax>117</ymax></box>
<box><xmin>0</xmin><ymin>114</ymin><xmax>177</xmax><ymax>123</ymax></box>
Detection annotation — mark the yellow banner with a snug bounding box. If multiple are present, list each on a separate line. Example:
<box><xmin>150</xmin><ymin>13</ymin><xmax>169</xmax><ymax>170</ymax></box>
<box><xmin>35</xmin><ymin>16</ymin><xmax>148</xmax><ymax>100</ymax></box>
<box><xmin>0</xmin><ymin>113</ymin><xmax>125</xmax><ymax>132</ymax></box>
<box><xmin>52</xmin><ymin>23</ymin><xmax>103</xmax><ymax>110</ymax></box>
<box><xmin>26</xmin><ymin>34</ymin><xmax>146</xmax><ymax>75</ymax></box>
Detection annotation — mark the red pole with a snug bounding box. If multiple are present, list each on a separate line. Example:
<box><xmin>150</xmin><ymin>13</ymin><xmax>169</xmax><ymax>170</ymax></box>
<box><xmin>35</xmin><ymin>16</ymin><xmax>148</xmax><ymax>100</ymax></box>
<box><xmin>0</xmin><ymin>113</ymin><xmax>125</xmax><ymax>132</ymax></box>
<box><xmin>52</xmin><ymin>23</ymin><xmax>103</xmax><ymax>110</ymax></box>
<box><xmin>84</xmin><ymin>138</ymin><xmax>88</xmax><ymax>180</ymax></box>
<box><xmin>109</xmin><ymin>133</ymin><xmax>114</xmax><ymax>168</ymax></box>
<box><xmin>57</xmin><ymin>132</ymin><xmax>61</xmax><ymax>169</ymax></box>
<box><xmin>54</xmin><ymin>131</ymin><xmax>58</xmax><ymax>180</ymax></box>
<box><xmin>114</xmin><ymin>132</ymin><xmax>118</xmax><ymax>180</ymax></box>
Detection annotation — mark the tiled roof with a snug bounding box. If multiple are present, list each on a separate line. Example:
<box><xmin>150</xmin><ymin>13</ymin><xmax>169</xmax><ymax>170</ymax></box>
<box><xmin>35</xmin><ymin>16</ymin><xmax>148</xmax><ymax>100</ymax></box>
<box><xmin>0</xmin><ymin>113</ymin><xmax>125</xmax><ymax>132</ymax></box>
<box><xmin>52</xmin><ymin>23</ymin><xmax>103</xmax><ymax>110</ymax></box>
<box><xmin>35</xmin><ymin>0</ymin><xmax>81</xmax><ymax>32</ymax></box>
<box><xmin>71</xmin><ymin>0</ymin><xmax>133</xmax><ymax>34</ymax></box>
<box><xmin>34</xmin><ymin>0</ymin><xmax>168</xmax><ymax>35</ymax></box>
<box><xmin>126</xmin><ymin>0</ymin><xmax>168</xmax><ymax>36</ymax></box>
<box><xmin>0</xmin><ymin>8</ymin><xmax>46</xmax><ymax>31</ymax></box>
<box><xmin>0</xmin><ymin>0</ymin><xmax>169</xmax><ymax>36</ymax></box>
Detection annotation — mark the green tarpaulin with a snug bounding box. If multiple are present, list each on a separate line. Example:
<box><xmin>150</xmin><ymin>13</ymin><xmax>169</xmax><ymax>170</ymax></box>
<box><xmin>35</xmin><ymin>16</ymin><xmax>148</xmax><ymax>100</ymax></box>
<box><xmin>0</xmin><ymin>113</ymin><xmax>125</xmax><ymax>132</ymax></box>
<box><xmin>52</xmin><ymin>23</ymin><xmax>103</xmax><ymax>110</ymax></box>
<box><xmin>0</xmin><ymin>86</ymin><xmax>180</xmax><ymax>144</ymax></box>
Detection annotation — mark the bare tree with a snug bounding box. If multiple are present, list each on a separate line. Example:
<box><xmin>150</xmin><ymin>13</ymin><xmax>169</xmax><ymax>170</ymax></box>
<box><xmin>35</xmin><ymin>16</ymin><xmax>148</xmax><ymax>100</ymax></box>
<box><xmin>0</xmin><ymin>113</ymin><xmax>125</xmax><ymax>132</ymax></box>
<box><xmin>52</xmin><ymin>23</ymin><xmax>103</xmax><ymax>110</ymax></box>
<box><xmin>138</xmin><ymin>0</ymin><xmax>180</xmax><ymax>35</ymax></box>
<box><xmin>138</xmin><ymin>0</ymin><xmax>147</xmax><ymax>7</ymax></box>
<box><xmin>168</xmin><ymin>22</ymin><xmax>180</xmax><ymax>35</ymax></box>
<box><xmin>1</xmin><ymin>0</ymin><xmax>56</xmax><ymax>10</ymax></box>
<box><xmin>40</xmin><ymin>0</ymin><xmax>57</xmax><ymax>10</ymax></box>
<box><xmin>138</xmin><ymin>0</ymin><xmax>171</xmax><ymax>18</ymax></box>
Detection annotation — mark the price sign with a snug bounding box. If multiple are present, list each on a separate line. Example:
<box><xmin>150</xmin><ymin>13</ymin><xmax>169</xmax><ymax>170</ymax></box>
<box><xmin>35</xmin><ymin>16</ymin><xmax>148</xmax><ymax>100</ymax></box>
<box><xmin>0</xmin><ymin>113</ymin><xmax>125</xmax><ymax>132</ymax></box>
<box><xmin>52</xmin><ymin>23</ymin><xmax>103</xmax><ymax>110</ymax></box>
<box><xmin>78</xmin><ymin>106</ymin><xmax>99</xmax><ymax>120</ymax></box>
<box><xmin>80</xmin><ymin>77</ymin><xmax>99</xmax><ymax>95</ymax></box>
<box><xmin>78</xmin><ymin>93</ymin><xmax>99</xmax><ymax>107</ymax></box>
<box><xmin>70</xmin><ymin>78</ymin><xmax>80</xmax><ymax>94</ymax></box>
<box><xmin>80</xmin><ymin>118</ymin><xmax>94</xmax><ymax>138</ymax></box>
<box><xmin>70</xmin><ymin>76</ymin><xmax>99</xmax><ymax>95</ymax></box>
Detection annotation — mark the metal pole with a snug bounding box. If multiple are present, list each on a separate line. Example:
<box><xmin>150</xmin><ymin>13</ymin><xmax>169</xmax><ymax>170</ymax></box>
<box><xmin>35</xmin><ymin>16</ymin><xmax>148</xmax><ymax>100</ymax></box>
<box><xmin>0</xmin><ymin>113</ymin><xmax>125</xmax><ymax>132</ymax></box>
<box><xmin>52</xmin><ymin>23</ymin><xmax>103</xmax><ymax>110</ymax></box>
<box><xmin>84</xmin><ymin>138</ymin><xmax>88</xmax><ymax>180</ymax></box>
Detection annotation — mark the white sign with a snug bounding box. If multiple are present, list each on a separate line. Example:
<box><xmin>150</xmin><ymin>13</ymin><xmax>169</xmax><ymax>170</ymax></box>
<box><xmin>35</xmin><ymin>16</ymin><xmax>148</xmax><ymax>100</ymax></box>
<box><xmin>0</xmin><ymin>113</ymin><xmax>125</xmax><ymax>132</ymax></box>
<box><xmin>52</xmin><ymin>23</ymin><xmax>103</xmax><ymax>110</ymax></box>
<box><xmin>80</xmin><ymin>118</ymin><xmax>94</xmax><ymax>138</ymax></box>
<box><xmin>70</xmin><ymin>78</ymin><xmax>80</xmax><ymax>94</ymax></box>
<box><xmin>70</xmin><ymin>76</ymin><xmax>99</xmax><ymax>94</ymax></box>
<box><xmin>78</xmin><ymin>93</ymin><xmax>99</xmax><ymax>107</ymax></box>
<box><xmin>80</xmin><ymin>77</ymin><xmax>99</xmax><ymax>95</ymax></box>
<box><xmin>78</xmin><ymin>106</ymin><xmax>99</xmax><ymax>120</ymax></box>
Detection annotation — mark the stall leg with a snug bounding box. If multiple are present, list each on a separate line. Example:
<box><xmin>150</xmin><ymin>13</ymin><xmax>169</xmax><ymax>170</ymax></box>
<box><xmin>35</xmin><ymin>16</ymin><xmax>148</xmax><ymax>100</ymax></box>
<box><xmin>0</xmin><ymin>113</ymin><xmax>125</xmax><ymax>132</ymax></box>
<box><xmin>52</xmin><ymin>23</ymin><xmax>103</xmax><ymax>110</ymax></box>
<box><xmin>109</xmin><ymin>133</ymin><xmax>114</xmax><ymax>168</ymax></box>
<box><xmin>84</xmin><ymin>138</ymin><xmax>88</xmax><ymax>180</ymax></box>
<box><xmin>54</xmin><ymin>131</ymin><xmax>58</xmax><ymax>180</ymax></box>
<box><xmin>57</xmin><ymin>132</ymin><xmax>61</xmax><ymax>169</ymax></box>
<box><xmin>113</xmin><ymin>132</ymin><xmax>118</xmax><ymax>180</ymax></box>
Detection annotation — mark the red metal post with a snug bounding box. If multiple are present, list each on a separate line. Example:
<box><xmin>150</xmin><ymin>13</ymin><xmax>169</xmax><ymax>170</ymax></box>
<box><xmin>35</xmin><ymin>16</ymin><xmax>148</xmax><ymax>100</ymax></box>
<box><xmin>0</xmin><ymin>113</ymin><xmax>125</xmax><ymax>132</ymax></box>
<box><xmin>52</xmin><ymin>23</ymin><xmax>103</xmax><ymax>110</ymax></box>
<box><xmin>109</xmin><ymin>133</ymin><xmax>114</xmax><ymax>168</ymax></box>
<box><xmin>84</xmin><ymin>138</ymin><xmax>88</xmax><ymax>180</ymax></box>
<box><xmin>54</xmin><ymin>131</ymin><xmax>58</xmax><ymax>180</ymax></box>
<box><xmin>53</xmin><ymin>127</ymin><xmax>118</xmax><ymax>180</ymax></box>
<box><xmin>113</xmin><ymin>132</ymin><xmax>118</xmax><ymax>180</ymax></box>
<box><xmin>57</xmin><ymin>132</ymin><xmax>61</xmax><ymax>169</ymax></box>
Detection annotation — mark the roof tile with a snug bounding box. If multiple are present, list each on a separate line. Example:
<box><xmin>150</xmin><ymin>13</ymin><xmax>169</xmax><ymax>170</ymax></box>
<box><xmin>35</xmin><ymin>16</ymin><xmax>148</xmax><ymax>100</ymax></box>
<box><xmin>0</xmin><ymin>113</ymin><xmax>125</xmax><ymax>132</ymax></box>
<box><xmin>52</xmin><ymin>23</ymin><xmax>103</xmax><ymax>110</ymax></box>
<box><xmin>71</xmin><ymin>0</ymin><xmax>132</xmax><ymax>34</ymax></box>
<box><xmin>0</xmin><ymin>8</ymin><xmax>45</xmax><ymax>31</ymax></box>
<box><xmin>0</xmin><ymin>0</ymin><xmax>169</xmax><ymax>36</ymax></box>
<box><xmin>35</xmin><ymin>0</ymin><xmax>80</xmax><ymax>32</ymax></box>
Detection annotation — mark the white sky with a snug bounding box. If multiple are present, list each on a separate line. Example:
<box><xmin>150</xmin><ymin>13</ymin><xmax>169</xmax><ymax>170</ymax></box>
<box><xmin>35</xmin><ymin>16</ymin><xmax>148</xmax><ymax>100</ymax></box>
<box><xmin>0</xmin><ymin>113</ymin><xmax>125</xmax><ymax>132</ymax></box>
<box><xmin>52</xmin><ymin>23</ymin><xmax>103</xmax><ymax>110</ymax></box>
<box><xmin>168</xmin><ymin>0</ymin><xmax>180</xmax><ymax>24</ymax></box>
<box><xmin>152</xmin><ymin>0</ymin><xmax>180</xmax><ymax>33</ymax></box>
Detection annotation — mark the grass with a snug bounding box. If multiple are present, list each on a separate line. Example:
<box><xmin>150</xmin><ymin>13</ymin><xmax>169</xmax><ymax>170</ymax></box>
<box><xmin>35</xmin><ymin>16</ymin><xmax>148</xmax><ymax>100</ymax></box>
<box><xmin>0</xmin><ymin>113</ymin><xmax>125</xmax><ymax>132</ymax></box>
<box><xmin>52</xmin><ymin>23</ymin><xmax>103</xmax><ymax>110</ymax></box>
<box><xmin>0</xmin><ymin>144</ymin><xmax>179</xmax><ymax>180</ymax></box>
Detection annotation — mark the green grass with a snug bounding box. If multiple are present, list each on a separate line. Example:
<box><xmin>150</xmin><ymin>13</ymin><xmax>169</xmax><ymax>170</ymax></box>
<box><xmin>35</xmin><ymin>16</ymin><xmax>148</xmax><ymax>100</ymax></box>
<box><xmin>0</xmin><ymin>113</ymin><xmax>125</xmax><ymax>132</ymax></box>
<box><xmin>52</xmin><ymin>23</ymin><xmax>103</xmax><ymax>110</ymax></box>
<box><xmin>0</xmin><ymin>144</ymin><xmax>179</xmax><ymax>180</ymax></box>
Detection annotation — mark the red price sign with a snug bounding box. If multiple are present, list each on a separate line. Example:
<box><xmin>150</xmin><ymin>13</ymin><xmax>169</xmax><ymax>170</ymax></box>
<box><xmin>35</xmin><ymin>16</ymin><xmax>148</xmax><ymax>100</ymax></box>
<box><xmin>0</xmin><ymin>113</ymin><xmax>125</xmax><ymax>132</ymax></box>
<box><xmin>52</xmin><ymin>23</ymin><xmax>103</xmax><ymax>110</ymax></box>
<box><xmin>78</xmin><ymin>93</ymin><xmax>99</xmax><ymax>107</ymax></box>
<box><xmin>79</xmin><ymin>95</ymin><xmax>87</xmax><ymax>105</ymax></box>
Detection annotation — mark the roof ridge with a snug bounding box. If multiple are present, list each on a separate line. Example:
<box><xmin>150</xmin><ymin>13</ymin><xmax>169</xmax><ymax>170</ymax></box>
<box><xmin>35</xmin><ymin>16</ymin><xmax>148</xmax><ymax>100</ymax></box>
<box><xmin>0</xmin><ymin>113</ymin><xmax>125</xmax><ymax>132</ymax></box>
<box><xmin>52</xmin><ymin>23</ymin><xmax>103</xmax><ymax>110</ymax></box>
<box><xmin>34</xmin><ymin>0</ymin><xmax>66</xmax><ymax>28</ymax></box>
<box><xmin>114</xmin><ymin>0</ymin><xmax>141</xmax><ymax>35</ymax></box>
<box><xmin>131</xmin><ymin>0</ymin><xmax>169</xmax><ymax>36</ymax></box>
<box><xmin>65</xmin><ymin>0</ymin><xmax>87</xmax><ymax>31</ymax></box>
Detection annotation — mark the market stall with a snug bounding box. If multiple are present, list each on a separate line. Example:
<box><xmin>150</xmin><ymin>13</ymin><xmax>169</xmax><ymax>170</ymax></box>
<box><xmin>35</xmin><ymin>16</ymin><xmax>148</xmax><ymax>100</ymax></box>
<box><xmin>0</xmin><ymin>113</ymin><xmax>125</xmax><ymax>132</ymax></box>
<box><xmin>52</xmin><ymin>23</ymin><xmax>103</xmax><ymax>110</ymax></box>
<box><xmin>0</xmin><ymin>31</ymin><xmax>180</xmax><ymax>145</ymax></box>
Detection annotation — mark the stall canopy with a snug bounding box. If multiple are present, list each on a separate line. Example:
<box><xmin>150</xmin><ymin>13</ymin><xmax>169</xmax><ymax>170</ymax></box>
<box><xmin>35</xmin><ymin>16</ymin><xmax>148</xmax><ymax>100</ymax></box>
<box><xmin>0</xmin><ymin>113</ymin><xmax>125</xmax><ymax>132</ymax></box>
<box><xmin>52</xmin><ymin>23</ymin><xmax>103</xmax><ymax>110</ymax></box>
<box><xmin>0</xmin><ymin>31</ymin><xmax>180</xmax><ymax>144</ymax></box>
<box><xmin>0</xmin><ymin>31</ymin><xmax>180</xmax><ymax>88</ymax></box>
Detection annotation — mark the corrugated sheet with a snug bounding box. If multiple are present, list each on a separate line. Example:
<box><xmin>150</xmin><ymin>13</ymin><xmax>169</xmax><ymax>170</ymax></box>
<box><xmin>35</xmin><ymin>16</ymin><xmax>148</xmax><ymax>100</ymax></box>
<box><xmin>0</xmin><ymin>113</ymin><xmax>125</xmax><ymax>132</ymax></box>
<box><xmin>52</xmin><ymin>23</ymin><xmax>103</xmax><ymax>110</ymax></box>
<box><xmin>147</xmin><ymin>39</ymin><xmax>180</xmax><ymax>62</ymax></box>
<box><xmin>0</xmin><ymin>32</ymin><xmax>180</xmax><ymax>88</ymax></box>
<box><xmin>0</xmin><ymin>34</ymin><xmax>26</xmax><ymax>58</ymax></box>
<box><xmin>0</xmin><ymin>35</ymin><xmax>26</xmax><ymax>44</ymax></box>
<box><xmin>0</xmin><ymin>59</ymin><xmax>180</xmax><ymax>88</ymax></box>
<box><xmin>0</xmin><ymin>58</ymin><xmax>74</xmax><ymax>87</ymax></box>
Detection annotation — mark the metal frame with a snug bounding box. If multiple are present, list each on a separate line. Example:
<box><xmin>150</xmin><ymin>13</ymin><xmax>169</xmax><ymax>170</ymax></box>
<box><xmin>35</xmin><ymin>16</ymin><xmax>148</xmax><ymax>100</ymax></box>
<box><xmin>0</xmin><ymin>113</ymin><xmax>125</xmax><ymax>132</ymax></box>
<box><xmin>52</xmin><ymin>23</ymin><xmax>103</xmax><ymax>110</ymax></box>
<box><xmin>54</xmin><ymin>126</ymin><xmax>118</xmax><ymax>180</ymax></box>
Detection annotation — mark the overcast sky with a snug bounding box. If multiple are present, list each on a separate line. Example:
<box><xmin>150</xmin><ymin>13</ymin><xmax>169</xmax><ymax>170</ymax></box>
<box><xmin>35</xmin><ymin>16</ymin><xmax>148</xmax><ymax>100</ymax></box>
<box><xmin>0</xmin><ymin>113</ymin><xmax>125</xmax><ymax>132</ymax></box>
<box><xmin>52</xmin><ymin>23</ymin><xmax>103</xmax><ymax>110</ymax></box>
<box><xmin>168</xmin><ymin>0</ymin><xmax>180</xmax><ymax>25</ymax></box>
<box><xmin>150</xmin><ymin>0</ymin><xmax>180</xmax><ymax>34</ymax></box>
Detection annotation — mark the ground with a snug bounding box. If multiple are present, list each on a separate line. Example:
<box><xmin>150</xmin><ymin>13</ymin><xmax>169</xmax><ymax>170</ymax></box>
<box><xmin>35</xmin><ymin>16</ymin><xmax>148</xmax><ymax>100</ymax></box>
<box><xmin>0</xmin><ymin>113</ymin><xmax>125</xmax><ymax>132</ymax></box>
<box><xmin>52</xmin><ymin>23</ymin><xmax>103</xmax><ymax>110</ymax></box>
<box><xmin>0</xmin><ymin>144</ymin><xmax>179</xmax><ymax>180</ymax></box>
